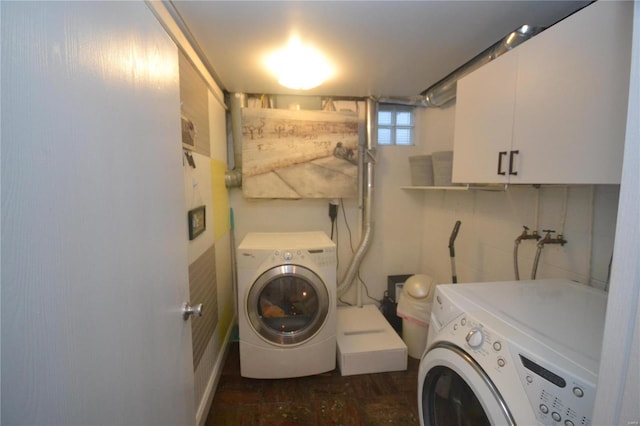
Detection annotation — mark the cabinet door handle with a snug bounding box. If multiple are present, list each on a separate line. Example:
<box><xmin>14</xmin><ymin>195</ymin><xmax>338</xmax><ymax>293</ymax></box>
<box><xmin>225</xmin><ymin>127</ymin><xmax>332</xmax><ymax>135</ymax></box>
<box><xmin>509</xmin><ymin>150</ymin><xmax>519</xmax><ymax>175</ymax></box>
<box><xmin>497</xmin><ymin>151</ymin><xmax>507</xmax><ymax>175</ymax></box>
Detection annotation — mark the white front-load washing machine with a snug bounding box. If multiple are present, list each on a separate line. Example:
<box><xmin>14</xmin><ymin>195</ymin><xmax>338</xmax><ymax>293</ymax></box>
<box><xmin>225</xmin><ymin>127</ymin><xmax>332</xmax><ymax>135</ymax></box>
<box><xmin>237</xmin><ymin>231</ymin><xmax>337</xmax><ymax>379</ymax></box>
<box><xmin>418</xmin><ymin>279</ymin><xmax>607</xmax><ymax>426</ymax></box>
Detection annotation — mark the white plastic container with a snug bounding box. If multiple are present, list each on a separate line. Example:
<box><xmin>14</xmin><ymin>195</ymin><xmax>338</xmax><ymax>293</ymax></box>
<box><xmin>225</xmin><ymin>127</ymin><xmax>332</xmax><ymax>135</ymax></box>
<box><xmin>432</xmin><ymin>151</ymin><xmax>454</xmax><ymax>186</ymax></box>
<box><xmin>408</xmin><ymin>155</ymin><xmax>434</xmax><ymax>186</ymax></box>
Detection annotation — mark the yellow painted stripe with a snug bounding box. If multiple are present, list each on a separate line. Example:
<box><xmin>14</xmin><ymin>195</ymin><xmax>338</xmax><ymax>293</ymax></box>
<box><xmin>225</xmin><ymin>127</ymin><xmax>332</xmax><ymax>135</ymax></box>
<box><xmin>210</xmin><ymin>159</ymin><xmax>230</xmax><ymax>240</ymax></box>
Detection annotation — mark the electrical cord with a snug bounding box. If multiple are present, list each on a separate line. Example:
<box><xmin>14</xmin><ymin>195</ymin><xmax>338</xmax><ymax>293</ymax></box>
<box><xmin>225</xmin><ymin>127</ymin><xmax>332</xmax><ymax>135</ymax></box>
<box><xmin>329</xmin><ymin>202</ymin><xmax>338</xmax><ymax>240</ymax></box>
<box><xmin>340</xmin><ymin>199</ymin><xmax>356</xmax><ymax>253</ymax></box>
<box><xmin>338</xmin><ymin>199</ymin><xmax>379</xmax><ymax>305</ymax></box>
<box><xmin>358</xmin><ymin>271</ymin><xmax>382</xmax><ymax>305</ymax></box>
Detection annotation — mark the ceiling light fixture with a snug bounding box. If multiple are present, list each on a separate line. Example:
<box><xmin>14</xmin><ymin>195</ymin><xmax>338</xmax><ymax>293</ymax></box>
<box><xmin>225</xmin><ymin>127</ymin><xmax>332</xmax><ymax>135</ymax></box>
<box><xmin>265</xmin><ymin>36</ymin><xmax>334</xmax><ymax>90</ymax></box>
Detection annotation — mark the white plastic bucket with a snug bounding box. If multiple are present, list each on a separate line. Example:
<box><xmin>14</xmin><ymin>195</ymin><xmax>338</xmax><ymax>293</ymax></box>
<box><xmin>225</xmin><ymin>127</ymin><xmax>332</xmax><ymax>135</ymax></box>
<box><xmin>396</xmin><ymin>274</ymin><xmax>437</xmax><ymax>359</ymax></box>
<box><xmin>402</xmin><ymin>317</ymin><xmax>430</xmax><ymax>359</ymax></box>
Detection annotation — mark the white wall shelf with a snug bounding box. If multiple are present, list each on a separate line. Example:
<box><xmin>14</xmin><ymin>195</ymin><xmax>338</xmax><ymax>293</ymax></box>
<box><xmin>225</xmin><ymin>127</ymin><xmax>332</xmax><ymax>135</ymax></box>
<box><xmin>401</xmin><ymin>184</ymin><xmax>507</xmax><ymax>192</ymax></box>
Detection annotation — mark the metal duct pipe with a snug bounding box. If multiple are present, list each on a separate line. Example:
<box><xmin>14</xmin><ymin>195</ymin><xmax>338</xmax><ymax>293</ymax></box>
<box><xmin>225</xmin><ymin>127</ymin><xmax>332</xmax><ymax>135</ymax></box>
<box><xmin>225</xmin><ymin>92</ymin><xmax>247</xmax><ymax>188</ymax></box>
<box><xmin>374</xmin><ymin>95</ymin><xmax>428</xmax><ymax>107</ymax></box>
<box><xmin>422</xmin><ymin>24</ymin><xmax>544</xmax><ymax>107</ymax></box>
<box><xmin>337</xmin><ymin>98</ymin><xmax>377</xmax><ymax>299</ymax></box>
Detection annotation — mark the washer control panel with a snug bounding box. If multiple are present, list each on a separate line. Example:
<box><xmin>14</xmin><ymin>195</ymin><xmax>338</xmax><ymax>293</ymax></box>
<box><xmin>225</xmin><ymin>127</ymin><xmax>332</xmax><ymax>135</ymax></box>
<box><xmin>434</xmin><ymin>307</ymin><xmax>595</xmax><ymax>426</ymax></box>
<box><xmin>443</xmin><ymin>314</ymin><xmax>512</xmax><ymax>374</ymax></box>
<box><xmin>514</xmin><ymin>353</ymin><xmax>594</xmax><ymax>426</ymax></box>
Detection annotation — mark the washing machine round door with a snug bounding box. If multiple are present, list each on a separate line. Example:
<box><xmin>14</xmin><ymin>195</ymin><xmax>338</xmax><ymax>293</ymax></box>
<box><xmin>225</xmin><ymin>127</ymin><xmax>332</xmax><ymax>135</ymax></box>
<box><xmin>247</xmin><ymin>264</ymin><xmax>329</xmax><ymax>346</ymax></box>
<box><xmin>419</xmin><ymin>342</ymin><xmax>515</xmax><ymax>426</ymax></box>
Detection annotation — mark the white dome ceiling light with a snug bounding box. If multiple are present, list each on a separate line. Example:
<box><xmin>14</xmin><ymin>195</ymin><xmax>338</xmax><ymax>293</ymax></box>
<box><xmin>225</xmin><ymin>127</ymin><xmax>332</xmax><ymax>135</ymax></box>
<box><xmin>264</xmin><ymin>35</ymin><xmax>334</xmax><ymax>91</ymax></box>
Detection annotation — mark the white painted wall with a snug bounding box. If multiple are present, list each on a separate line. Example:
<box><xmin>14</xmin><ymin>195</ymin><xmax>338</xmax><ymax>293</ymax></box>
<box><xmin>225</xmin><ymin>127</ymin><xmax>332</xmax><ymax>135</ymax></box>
<box><xmin>192</xmin><ymin>90</ymin><xmax>232</xmax><ymax>426</ymax></box>
<box><xmin>418</xmin><ymin>185</ymin><xmax>617</xmax><ymax>287</ymax></box>
<box><xmin>149</xmin><ymin>3</ymin><xmax>232</xmax><ymax>423</ymax></box>
<box><xmin>593</xmin><ymin>2</ymin><xmax>640</xmax><ymax>422</ymax></box>
<box><xmin>184</xmin><ymin>152</ymin><xmax>214</xmax><ymax>263</ymax></box>
<box><xmin>231</xmin><ymin>100</ymin><xmax>619</xmax><ymax>301</ymax></box>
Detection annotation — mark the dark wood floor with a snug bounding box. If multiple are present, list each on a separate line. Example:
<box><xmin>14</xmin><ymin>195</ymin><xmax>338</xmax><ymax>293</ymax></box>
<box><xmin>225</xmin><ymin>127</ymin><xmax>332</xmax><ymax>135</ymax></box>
<box><xmin>206</xmin><ymin>342</ymin><xmax>421</xmax><ymax>426</ymax></box>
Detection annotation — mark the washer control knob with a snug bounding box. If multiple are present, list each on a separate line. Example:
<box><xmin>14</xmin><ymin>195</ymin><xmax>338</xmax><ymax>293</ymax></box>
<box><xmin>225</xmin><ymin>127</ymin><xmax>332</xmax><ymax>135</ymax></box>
<box><xmin>465</xmin><ymin>328</ymin><xmax>484</xmax><ymax>349</ymax></box>
<box><xmin>283</xmin><ymin>251</ymin><xmax>293</xmax><ymax>261</ymax></box>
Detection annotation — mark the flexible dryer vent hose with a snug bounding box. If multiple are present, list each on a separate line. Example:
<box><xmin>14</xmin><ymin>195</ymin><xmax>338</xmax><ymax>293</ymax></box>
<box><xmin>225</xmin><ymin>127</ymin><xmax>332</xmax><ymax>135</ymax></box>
<box><xmin>337</xmin><ymin>98</ymin><xmax>376</xmax><ymax>300</ymax></box>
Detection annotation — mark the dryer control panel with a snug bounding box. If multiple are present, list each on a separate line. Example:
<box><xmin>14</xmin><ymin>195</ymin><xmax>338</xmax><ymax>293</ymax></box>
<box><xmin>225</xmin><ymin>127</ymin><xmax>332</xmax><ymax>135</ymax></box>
<box><xmin>273</xmin><ymin>247</ymin><xmax>336</xmax><ymax>269</ymax></box>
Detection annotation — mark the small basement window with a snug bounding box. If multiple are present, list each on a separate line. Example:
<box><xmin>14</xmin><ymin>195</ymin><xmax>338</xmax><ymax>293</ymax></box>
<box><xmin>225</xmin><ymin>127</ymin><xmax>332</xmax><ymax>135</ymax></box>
<box><xmin>377</xmin><ymin>105</ymin><xmax>415</xmax><ymax>146</ymax></box>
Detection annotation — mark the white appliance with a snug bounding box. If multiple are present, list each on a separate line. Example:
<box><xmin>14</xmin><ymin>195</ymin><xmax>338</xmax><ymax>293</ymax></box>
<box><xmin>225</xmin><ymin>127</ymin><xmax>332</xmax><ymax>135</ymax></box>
<box><xmin>336</xmin><ymin>304</ymin><xmax>407</xmax><ymax>376</ymax></box>
<box><xmin>418</xmin><ymin>279</ymin><xmax>607</xmax><ymax>426</ymax></box>
<box><xmin>237</xmin><ymin>231</ymin><xmax>337</xmax><ymax>379</ymax></box>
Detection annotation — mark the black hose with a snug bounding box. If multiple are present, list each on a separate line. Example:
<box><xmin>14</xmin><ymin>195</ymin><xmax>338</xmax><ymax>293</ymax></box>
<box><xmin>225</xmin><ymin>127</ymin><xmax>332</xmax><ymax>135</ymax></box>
<box><xmin>513</xmin><ymin>241</ymin><xmax>520</xmax><ymax>280</ymax></box>
<box><xmin>449</xmin><ymin>221</ymin><xmax>461</xmax><ymax>283</ymax></box>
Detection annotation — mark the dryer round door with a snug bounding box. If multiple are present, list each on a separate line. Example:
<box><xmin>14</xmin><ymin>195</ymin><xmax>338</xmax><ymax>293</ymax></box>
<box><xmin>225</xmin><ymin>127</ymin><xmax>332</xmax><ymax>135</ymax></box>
<box><xmin>419</xmin><ymin>342</ymin><xmax>516</xmax><ymax>426</ymax></box>
<box><xmin>246</xmin><ymin>264</ymin><xmax>329</xmax><ymax>346</ymax></box>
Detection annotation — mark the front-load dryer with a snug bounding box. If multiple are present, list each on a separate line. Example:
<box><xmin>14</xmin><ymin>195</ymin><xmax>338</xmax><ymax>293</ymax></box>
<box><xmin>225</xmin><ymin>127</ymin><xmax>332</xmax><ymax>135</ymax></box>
<box><xmin>237</xmin><ymin>231</ymin><xmax>337</xmax><ymax>379</ymax></box>
<box><xmin>418</xmin><ymin>279</ymin><xmax>607</xmax><ymax>426</ymax></box>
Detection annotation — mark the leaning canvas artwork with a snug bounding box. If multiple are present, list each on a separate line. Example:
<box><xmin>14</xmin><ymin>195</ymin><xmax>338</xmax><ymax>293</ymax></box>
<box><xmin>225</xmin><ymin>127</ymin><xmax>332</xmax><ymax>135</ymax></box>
<box><xmin>241</xmin><ymin>108</ymin><xmax>359</xmax><ymax>199</ymax></box>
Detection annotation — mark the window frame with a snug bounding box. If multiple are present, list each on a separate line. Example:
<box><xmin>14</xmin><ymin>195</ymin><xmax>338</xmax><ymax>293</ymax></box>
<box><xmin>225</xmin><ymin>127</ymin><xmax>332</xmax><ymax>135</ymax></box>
<box><xmin>377</xmin><ymin>104</ymin><xmax>415</xmax><ymax>146</ymax></box>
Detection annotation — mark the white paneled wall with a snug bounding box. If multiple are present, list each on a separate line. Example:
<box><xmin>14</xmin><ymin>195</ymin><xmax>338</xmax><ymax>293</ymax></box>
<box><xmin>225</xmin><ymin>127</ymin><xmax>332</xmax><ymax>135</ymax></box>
<box><xmin>419</xmin><ymin>185</ymin><xmax>618</xmax><ymax>288</ymax></box>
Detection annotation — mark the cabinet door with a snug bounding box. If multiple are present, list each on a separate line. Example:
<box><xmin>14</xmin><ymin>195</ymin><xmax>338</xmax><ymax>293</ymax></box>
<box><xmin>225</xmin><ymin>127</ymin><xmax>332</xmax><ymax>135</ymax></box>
<box><xmin>452</xmin><ymin>51</ymin><xmax>519</xmax><ymax>184</ymax></box>
<box><xmin>512</xmin><ymin>1</ymin><xmax>632</xmax><ymax>184</ymax></box>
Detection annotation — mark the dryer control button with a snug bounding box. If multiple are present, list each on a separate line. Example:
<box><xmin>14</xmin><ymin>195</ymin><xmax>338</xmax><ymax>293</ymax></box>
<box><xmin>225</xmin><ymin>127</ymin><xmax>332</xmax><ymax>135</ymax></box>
<box><xmin>552</xmin><ymin>412</ymin><xmax>561</xmax><ymax>422</ymax></box>
<box><xmin>283</xmin><ymin>252</ymin><xmax>293</xmax><ymax>261</ymax></box>
<box><xmin>572</xmin><ymin>387</ymin><xmax>584</xmax><ymax>398</ymax></box>
<box><xmin>564</xmin><ymin>420</ymin><xmax>575</xmax><ymax>426</ymax></box>
<box><xmin>461</xmin><ymin>317</ymin><xmax>467</xmax><ymax>326</ymax></box>
<box><xmin>539</xmin><ymin>404</ymin><xmax>549</xmax><ymax>414</ymax></box>
<box><xmin>493</xmin><ymin>341</ymin><xmax>502</xmax><ymax>351</ymax></box>
<box><xmin>497</xmin><ymin>357</ymin><xmax>506</xmax><ymax>368</ymax></box>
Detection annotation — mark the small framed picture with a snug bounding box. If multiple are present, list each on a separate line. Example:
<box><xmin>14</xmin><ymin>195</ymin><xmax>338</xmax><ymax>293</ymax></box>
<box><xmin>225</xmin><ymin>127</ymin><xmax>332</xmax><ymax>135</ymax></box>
<box><xmin>188</xmin><ymin>206</ymin><xmax>206</xmax><ymax>240</ymax></box>
<box><xmin>181</xmin><ymin>116</ymin><xmax>196</xmax><ymax>151</ymax></box>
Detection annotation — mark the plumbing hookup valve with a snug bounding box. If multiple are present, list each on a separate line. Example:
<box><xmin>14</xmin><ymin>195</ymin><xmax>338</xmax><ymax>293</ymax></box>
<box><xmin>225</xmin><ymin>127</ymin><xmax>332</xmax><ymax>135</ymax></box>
<box><xmin>515</xmin><ymin>226</ymin><xmax>541</xmax><ymax>244</ymax></box>
<box><xmin>538</xmin><ymin>229</ymin><xmax>568</xmax><ymax>247</ymax></box>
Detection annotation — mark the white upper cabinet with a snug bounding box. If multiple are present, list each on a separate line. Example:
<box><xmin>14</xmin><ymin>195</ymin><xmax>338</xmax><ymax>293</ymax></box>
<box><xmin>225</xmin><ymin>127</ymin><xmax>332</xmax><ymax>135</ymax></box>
<box><xmin>452</xmin><ymin>50</ymin><xmax>518</xmax><ymax>184</ymax></box>
<box><xmin>452</xmin><ymin>1</ymin><xmax>633</xmax><ymax>185</ymax></box>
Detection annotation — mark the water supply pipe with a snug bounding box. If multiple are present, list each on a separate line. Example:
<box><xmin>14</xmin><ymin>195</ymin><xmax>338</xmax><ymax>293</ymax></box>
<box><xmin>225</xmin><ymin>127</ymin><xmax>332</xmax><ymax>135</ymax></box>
<box><xmin>337</xmin><ymin>98</ymin><xmax>377</xmax><ymax>301</ymax></box>
<box><xmin>513</xmin><ymin>225</ymin><xmax>540</xmax><ymax>280</ymax></box>
<box><xmin>531</xmin><ymin>229</ymin><xmax>567</xmax><ymax>279</ymax></box>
